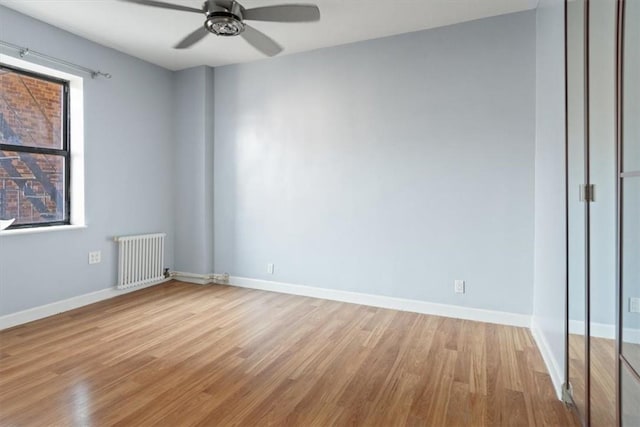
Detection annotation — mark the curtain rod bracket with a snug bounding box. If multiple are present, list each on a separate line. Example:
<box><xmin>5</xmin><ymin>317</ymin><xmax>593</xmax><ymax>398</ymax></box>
<box><xmin>92</xmin><ymin>71</ymin><xmax>112</xmax><ymax>79</ymax></box>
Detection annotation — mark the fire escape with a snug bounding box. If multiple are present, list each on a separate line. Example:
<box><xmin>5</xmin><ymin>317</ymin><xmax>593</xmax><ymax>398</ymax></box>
<box><xmin>0</xmin><ymin>74</ymin><xmax>63</xmax><ymax>223</ymax></box>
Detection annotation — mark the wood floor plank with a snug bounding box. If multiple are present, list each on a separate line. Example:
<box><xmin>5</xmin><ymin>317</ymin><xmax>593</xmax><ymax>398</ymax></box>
<box><xmin>0</xmin><ymin>281</ymin><xmax>578</xmax><ymax>426</ymax></box>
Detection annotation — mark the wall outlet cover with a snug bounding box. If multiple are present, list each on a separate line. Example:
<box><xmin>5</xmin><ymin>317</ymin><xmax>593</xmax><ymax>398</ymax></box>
<box><xmin>89</xmin><ymin>251</ymin><xmax>101</xmax><ymax>265</ymax></box>
<box><xmin>454</xmin><ymin>280</ymin><xmax>465</xmax><ymax>294</ymax></box>
<box><xmin>267</xmin><ymin>263</ymin><xmax>274</xmax><ymax>274</ymax></box>
<box><xmin>630</xmin><ymin>297</ymin><xmax>640</xmax><ymax>313</ymax></box>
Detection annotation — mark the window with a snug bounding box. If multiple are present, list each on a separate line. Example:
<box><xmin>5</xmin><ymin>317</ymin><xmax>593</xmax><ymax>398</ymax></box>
<box><xmin>0</xmin><ymin>64</ymin><xmax>70</xmax><ymax>229</ymax></box>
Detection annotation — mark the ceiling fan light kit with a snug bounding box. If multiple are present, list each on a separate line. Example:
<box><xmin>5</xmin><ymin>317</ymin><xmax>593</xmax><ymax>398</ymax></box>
<box><xmin>121</xmin><ymin>0</ymin><xmax>320</xmax><ymax>57</ymax></box>
<box><xmin>206</xmin><ymin>13</ymin><xmax>245</xmax><ymax>37</ymax></box>
<box><xmin>205</xmin><ymin>1</ymin><xmax>245</xmax><ymax>37</ymax></box>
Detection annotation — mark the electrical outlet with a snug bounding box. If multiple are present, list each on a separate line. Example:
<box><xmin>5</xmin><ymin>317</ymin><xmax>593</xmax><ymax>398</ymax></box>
<box><xmin>88</xmin><ymin>251</ymin><xmax>101</xmax><ymax>265</ymax></box>
<box><xmin>267</xmin><ymin>263</ymin><xmax>274</xmax><ymax>274</ymax></box>
<box><xmin>630</xmin><ymin>297</ymin><xmax>640</xmax><ymax>313</ymax></box>
<box><xmin>454</xmin><ymin>280</ymin><xmax>465</xmax><ymax>294</ymax></box>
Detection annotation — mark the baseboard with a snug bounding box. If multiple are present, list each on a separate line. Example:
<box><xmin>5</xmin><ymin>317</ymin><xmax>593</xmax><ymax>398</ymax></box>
<box><xmin>569</xmin><ymin>319</ymin><xmax>614</xmax><ymax>339</ymax></box>
<box><xmin>227</xmin><ymin>276</ymin><xmax>531</xmax><ymax>328</ymax></box>
<box><xmin>530</xmin><ymin>318</ymin><xmax>564</xmax><ymax>400</ymax></box>
<box><xmin>569</xmin><ymin>319</ymin><xmax>640</xmax><ymax>343</ymax></box>
<box><xmin>0</xmin><ymin>279</ymin><xmax>170</xmax><ymax>331</ymax></box>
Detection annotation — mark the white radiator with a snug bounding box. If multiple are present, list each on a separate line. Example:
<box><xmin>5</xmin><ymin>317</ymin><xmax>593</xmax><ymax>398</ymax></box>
<box><xmin>114</xmin><ymin>233</ymin><xmax>166</xmax><ymax>289</ymax></box>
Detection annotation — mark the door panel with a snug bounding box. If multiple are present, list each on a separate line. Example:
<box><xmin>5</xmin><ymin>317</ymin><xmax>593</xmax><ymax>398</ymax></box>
<box><xmin>566</xmin><ymin>0</ymin><xmax>588</xmax><ymax>422</ymax></box>
<box><xmin>588</xmin><ymin>1</ymin><xmax>617</xmax><ymax>425</ymax></box>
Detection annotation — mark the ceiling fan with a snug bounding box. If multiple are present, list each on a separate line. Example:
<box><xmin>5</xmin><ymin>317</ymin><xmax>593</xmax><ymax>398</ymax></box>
<box><xmin>120</xmin><ymin>0</ymin><xmax>320</xmax><ymax>57</ymax></box>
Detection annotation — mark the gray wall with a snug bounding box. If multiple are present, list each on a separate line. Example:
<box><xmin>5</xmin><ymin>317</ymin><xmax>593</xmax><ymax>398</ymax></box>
<box><xmin>213</xmin><ymin>11</ymin><xmax>536</xmax><ymax>314</ymax></box>
<box><xmin>532</xmin><ymin>0</ymin><xmax>566</xmax><ymax>390</ymax></box>
<box><xmin>0</xmin><ymin>6</ymin><xmax>176</xmax><ymax>315</ymax></box>
<box><xmin>173</xmin><ymin>66</ymin><xmax>215</xmax><ymax>275</ymax></box>
<box><xmin>1</xmin><ymin>7</ymin><xmax>540</xmax><ymax>319</ymax></box>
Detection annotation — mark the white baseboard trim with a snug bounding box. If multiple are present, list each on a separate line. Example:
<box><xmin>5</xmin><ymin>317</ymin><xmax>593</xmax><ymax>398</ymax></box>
<box><xmin>227</xmin><ymin>276</ymin><xmax>531</xmax><ymax>328</ymax></box>
<box><xmin>569</xmin><ymin>319</ymin><xmax>640</xmax><ymax>344</ymax></box>
<box><xmin>531</xmin><ymin>318</ymin><xmax>564</xmax><ymax>400</ymax></box>
<box><xmin>0</xmin><ymin>279</ymin><xmax>170</xmax><ymax>331</ymax></box>
<box><xmin>569</xmin><ymin>319</ymin><xmax>614</xmax><ymax>339</ymax></box>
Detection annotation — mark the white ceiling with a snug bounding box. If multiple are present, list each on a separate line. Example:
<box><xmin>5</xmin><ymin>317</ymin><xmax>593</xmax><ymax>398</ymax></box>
<box><xmin>0</xmin><ymin>0</ymin><xmax>537</xmax><ymax>70</ymax></box>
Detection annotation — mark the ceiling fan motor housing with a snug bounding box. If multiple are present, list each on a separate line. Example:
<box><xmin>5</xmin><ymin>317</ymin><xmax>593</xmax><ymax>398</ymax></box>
<box><xmin>204</xmin><ymin>0</ymin><xmax>245</xmax><ymax>36</ymax></box>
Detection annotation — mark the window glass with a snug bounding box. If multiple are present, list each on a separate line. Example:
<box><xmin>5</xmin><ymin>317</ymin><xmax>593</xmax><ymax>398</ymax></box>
<box><xmin>0</xmin><ymin>66</ymin><xmax>64</xmax><ymax>150</ymax></box>
<box><xmin>0</xmin><ymin>65</ymin><xmax>69</xmax><ymax>228</ymax></box>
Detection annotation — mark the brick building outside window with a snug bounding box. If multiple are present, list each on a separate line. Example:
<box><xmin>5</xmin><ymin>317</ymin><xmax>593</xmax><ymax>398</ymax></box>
<box><xmin>0</xmin><ymin>64</ymin><xmax>70</xmax><ymax>229</ymax></box>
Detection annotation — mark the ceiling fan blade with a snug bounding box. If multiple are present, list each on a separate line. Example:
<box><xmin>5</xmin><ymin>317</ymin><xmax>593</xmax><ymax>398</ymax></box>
<box><xmin>241</xmin><ymin>24</ymin><xmax>283</xmax><ymax>57</ymax></box>
<box><xmin>174</xmin><ymin>27</ymin><xmax>209</xmax><ymax>49</ymax></box>
<box><xmin>243</xmin><ymin>4</ymin><xmax>320</xmax><ymax>23</ymax></box>
<box><xmin>120</xmin><ymin>0</ymin><xmax>202</xmax><ymax>14</ymax></box>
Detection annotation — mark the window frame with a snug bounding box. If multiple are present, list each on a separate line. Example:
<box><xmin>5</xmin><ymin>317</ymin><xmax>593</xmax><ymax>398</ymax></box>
<box><xmin>0</xmin><ymin>63</ymin><xmax>71</xmax><ymax>229</ymax></box>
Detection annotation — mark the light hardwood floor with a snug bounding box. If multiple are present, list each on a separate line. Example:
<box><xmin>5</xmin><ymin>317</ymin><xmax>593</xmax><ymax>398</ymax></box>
<box><xmin>568</xmin><ymin>334</ymin><xmax>616</xmax><ymax>426</ymax></box>
<box><xmin>0</xmin><ymin>281</ymin><xmax>579</xmax><ymax>426</ymax></box>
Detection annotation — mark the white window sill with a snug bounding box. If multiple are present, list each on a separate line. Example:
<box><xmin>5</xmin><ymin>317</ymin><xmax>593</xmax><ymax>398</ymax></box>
<box><xmin>0</xmin><ymin>224</ymin><xmax>87</xmax><ymax>236</ymax></box>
